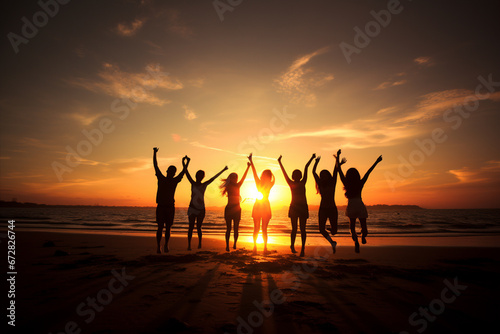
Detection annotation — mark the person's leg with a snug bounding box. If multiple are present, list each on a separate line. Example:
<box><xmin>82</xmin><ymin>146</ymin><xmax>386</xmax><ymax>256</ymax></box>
<box><xmin>299</xmin><ymin>216</ymin><xmax>307</xmax><ymax>257</ymax></box>
<box><xmin>197</xmin><ymin>212</ymin><xmax>205</xmax><ymax>249</ymax></box>
<box><xmin>349</xmin><ymin>217</ymin><xmax>359</xmax><ymax>253</ymax></box>
<box><xmin>253</xmin><ymin>217</ymin><xmax>260</xmax><ymax>253</ymax></box>
<box><xmin>164</xmin><ymin>207</ymin><xmax>175</xmax><ymax>253</ymax></box>
<box><xmin>225</xmin><ymin>218</ymin><xmax>232</xmax><ymax>252</ymax></box>
<box><xmin>360</xmin><ymin>218</ymin><xmax>368</xmax><ymax>244</ymax></box>
<box><xmin>290</xmin><ymin>216</ymin><xmax>298</xmax><ymax>253</ymax></box>
<box><xmin>319</xmin><ymin>209</ymin><xmax>336</xmax><ymax>252</ymax></box>
<box><xmin>187</xmin><ymin>214</ymin><xmax>196</xmax><ymax>250</ymax></box>
<box><xmin>330</xmin><ymin>208</ymin><xmax>338</xmax><ymax>235</ymax></box>
<box><xmin>262</xmin><ymin>218</ymin><xmax>270</xmax><ymax>253</ymax></box>
<box><xmin>156</xmin><ymin>206</ymin><xmax>164</xmax><ymax>254</ymax></box>
<box><xmin>156</xmin><ymin>223</ymin><xmax>164</xmax><ymax>254</ymax></box>
<box><xmin>233</xmin><ymin>218</ymin><xmax>240</xmax><ymax>249</ymax></box>
<box><xmin>318</xmin><ymin>210</ymin><xmax>330</xmax><ymax>239</ymax></box>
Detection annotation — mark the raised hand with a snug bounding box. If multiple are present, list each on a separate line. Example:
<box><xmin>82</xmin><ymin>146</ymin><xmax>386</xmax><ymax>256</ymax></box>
<box><xmin>247</xmin><ymin>162</ymin><xmax>251</xmax><ymax>167</ymax></box>
<box><xmin>337</xmin><ymin>149</ymin><xmax>341</xmax><ymax>157</ymax></box>
<box><xmin>223</xmin><ymin>166</ymin><xmax>229</xmax><ymax>171</ymax></box>
<box><xmin>153</xmin><ymin>147</ymin><xmax>159</xmax><ymax>153</ymax></box>
<box><xmin>311</xmin><ymin>153</ymin><xmax>316</xmax><ymax>159</ymax></box>
<box><xmin>340</xmin><ymin>157</ymin><xmax>347</xmax><ymax>165</ymax></box>
<box><xmin>315</xmin><ymin>155</ymin><xmax>321</xmax><ymax>163</ymax></box>
<box><xmin>377</xmin><ymin>155</ymin><xmax>383</xmax><ymax>163</ymax></box>
<box><xmin>277</xmin><ymin>155</ymin><xmax>282</xmax><ymax>162</ymax></box>
<box><xmin>247</xmin><ymin>153</ymin><xmax>253</xmax><ymax>161</ymax></box>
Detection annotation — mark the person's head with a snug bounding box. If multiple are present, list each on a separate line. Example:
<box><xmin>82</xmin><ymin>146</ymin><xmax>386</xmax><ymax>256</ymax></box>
<box><xmin>220</xmin><ymin>172</ymin><xmax>238</xmax><ymax>196</ymax></box>
<box><xmin>166</xmin><ymin>165</ymin><xmax>177</xmax><ymax>177</ymax></box>
<box><xmin>195</xmin><ymin>170</ymin><xmax>205</xmax><ymax>182</ymax></box>
<box><xmin>228</xmin><ymin>172</ymin><xmax>238</xmax><ymax>184</ymax></box>
<box><xmin>344</xmin><ymin>168</ymin><xmax>361</xmax><ymax>198</ymax></box>
<box><xmin>315</xmin><ymin>170</ymin><xmax>332</xmax><ymax>193</ymax></box>
<box><xmin>260</xmin><ymin>169</ymin><xmax>274</xmax><ymax>184</ymax></box>
<box><xmin>291</xmin><ymin>169</ymin><xmax>302</xmax><ymax>182</ymax></box>
<box><xmin>320</xmin><ymin>170</ymin><xmax>332</xmax><ymax>182</ymax></box>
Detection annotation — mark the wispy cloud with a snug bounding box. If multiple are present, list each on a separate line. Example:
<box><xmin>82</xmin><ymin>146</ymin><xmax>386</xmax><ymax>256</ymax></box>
<box><xmin>277</xmin><ymin>121</ymin><xmax>416</xmax><ymax>149</ymax></box>
<box><xmin>449</xmin><ymin>160</ymin><xmax>500</xmax><ymax>184</ymax></box>
<box><xmin>18</xmin><ymin>137</ymin><xmax>60</xmax><ymax>150</ymax></box>
<box><xmin>375</xmin><ymin>79</ymin><xmax>407</xmax><ymax>90</ymax></box>
<box><xmin>395</xmin><ymin>89</ymin><xmax>493</xmax><ymax>123</ymax></box>
<box><xmin>67</xmin><ymin>107</ymin><xmax>104</xmax><ymax>126</ymax></box>
<box><xmin>376</xmin><ymin>106</ymin><xmax>399</xmax><ymax>115</ymax></box>
<box><xmin>183</xmin><ymin>105</ymin><xmax>197</xmax><ymax>120</ymax></box>
<box><xmin>190</xmin><ymin>142</ymin><xmax>275</xmax><ymax>161</ymax></box>
<box><xmin>67</xmin><ymin>63</ymin><xmax>183</xmax><ymax>106</ymax></box>
<box><xmin>172</xmin><ymin>133</ymin><xmax>182</xmax><ymax>142</ymax></box>
<box><xmin>414</xmin><ymin>56</ymin><xmax>433</xmax><ymax>66</ymax></box>
<box><xmin>274</xmin><ymin>47</ymin><xmax>333</xmax><ymax>107</ymax></box>
<box><xmin>116</xmin><ymin>18</ymin><xmax>146</xmax><ymax>36</ymax></box>
<box><xmin>165</xmin><ymin>9</ymin><xmax>194</xmax><ymax>38</ymax></box>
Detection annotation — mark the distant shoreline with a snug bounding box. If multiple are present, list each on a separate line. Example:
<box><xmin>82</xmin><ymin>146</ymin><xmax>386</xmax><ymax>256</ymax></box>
<box><xmin>0</xmin><ymin>200</ymin><xmax>424</xmax><ymax>210</ymax></box>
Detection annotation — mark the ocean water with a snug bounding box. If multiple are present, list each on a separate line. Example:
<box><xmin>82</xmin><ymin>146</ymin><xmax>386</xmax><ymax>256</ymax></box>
<box><xmin>1</xmin><ymin>206</ymin><xmax>500</xmax><ymax>237</ymax></box>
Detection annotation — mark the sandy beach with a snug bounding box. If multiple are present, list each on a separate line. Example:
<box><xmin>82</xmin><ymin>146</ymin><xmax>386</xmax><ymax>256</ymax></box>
<box><xmin>8</xmin><ymin>230</ymin><xmax>500</xmax><ymax>334</ymax></box>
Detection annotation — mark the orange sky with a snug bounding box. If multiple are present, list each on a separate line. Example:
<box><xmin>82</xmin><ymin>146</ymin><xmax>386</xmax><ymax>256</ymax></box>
<box><xmin>1</xmin><ymin>0</ymin><xmax>500</xmax><ymax>209</ymax></box>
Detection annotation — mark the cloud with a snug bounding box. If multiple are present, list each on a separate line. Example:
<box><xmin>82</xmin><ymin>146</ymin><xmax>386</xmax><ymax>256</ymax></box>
<box><xmin>116</xmin><ymin>18</ymin><xmax>146</xmax><ymax>36</ymax></box>
<box><xmin>414</xmin><ymin>56</ymin><xmax>433</xmax><ymax>66</ymax></box>
<box><xmin>375</xmin><ymin>79</ymin><xmax>407</xmax><ymax>90</ymax></box>
<box><xmin>67</xmin><ymin>108</ymin><xmax>104</xmax><ymax>126</ymax></box>
<box><xmin>172</xmin><ymin>133</ymin><xmax>182</xmax><ymax>142</ymax></box>
<box><xmin>18</xmin><ymin>137</ymin><xmax>60</xmax><ymax>150</ymax></box>
<box><xmin>274</xmin><ymin>47</ymin><xmax>333</xmax><ymax>107</ymax></box>
<box><xmin>376</xmin><ymin>106</ymin><xmax>399</xmax><ymax>115</ymax></box>
<box><xmin>274</xmin><ymin>78</ymin><xmax>500</xmax><ymax>150</ymax></box>
<box><xmin>187</xmin><ymin>78</ymin><xmax>205</xmax><ymax>88</ymax></box>
<box><xmin>164</xmin><ymin>9</ymin><xmax>194</xmax><ymax>38</ymax></box>
<box><xmin>277</xmin><ymin>120</ymin><xmax>416</xmax><ymax>149</ymax></box>
<box><xmin>190</xmin><ymin>142</ymin><xmax>241</xmax><ymax>155</ymax></box>
<box><xmin>68</xmin><ymin>63</ymin><xmax>183</xmax><ymax>106</ymax></box>
<box><xmin>183</xmin><ymin>105</ymin><xmax>197</xmax><ymax>120</ymax></box>
<box><xmin>448</xmin><ymin>160</ymin><xmax>500</xmax><ymax>184</ymax></box>
<box><xmin>396</xmin><ymin>89</ymin><xmax>475</xmax><ymax>123</ymax></box>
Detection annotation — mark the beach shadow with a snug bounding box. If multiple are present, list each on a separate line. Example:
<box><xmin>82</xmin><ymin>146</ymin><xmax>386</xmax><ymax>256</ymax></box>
<box><xmin>145</xmin><ymin>264</ymin><xmax>220</xmax><ymax>333</ymax></box>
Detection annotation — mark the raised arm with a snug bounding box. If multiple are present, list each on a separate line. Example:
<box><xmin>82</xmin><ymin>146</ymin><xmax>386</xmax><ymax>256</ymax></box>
<box><xmin>153</xmin><ymin>147</ymin><xmax>163</xmax><ymax>177</ymax></box>
<box><xmin>205</xmin><ymin>166</ymin><xmax>228</xmax><ymax>185</ymax></box>
<box><xmin>184</xmin><ymin>157</ymin><xmax>194</xmax><ymax>184</ymax></box>
<box><xmin>335</xmin><ymin>150</ymin><xmax>346</xmax><ymax>186</ymax></box>
<box><xmin>312</xmin><ymin>156</ymin><xmax>320</xmax><ymax>184</ymax></box>
<box><xmin>333</xmin><ymin>150</ymin><xmax>347</xmax><ymax>187</ymax></box>
<box><xmin>302</xmin><ymin>153</ymin><xmax>316</xmax><ymax>184</ymax></box>
<box><xmin>248</xmin><ymin>153</ymin><xmax>260</xmax><ymax>186</ymax></box>
<box><xmin>175</xmin><ymin>156</ymin><xmax>189</xmax><ymax>182</ymax></box>
<box><xmin>237</xmin><ymin>162</ymin><xmax>251</xmax><ymax>187</ymax></box>
<box><xmin>277</xmin><ymin>155</ymin><xmax>291</xmax><ymax>185</ymax></box>
<box><xmin>361</xmin><ymin>155</ymin><xmax>382</xmax><ymax>185</ymax></box>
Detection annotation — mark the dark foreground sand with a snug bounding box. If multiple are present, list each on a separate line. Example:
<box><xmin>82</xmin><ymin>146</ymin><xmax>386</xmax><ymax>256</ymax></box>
<box><xmin>10</xmin><ymin>231</ymin><xmax>500</xmax><ymax>334</ymax></box>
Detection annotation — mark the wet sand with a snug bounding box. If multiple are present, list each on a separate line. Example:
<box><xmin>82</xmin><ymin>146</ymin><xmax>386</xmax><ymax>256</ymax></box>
<box><xmin>12</xmin><ymin>231</ymin><xmax>500</xmax><ymax>334</ymax></box>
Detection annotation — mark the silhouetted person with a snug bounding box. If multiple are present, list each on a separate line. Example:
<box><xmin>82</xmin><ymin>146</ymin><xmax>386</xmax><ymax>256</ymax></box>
<box><xmin>185</xmin><ymin>159</ymin><xmax>228</xmax><ymax>250</ymax></box>
<box><xmin>153</xmin><ymin>147</ymin><xmax>187</xmax><ymax>253</ymax></box>
<box><xmin>278</xmin><ymin>154</ymin><xmax>315</xmax><ymax>257</ymax></box>
<box><xmin>248</xmin><ymin>153</ymin><xmax>275</xmax><ymax>254</ymax></box>
<box><xmin>336</xmin><ymin>150</ymin><xmax>382</xmax><ymax>253</ymax></box>
<box><xmin>313</xmin><ymin>151</ymin><xmax>346</xmax><ymax>254</ymax></box>
<box><xmin>220</xmin><ymin>163</ymin><xmax>251</xmax><ymax>251</ymax></box>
